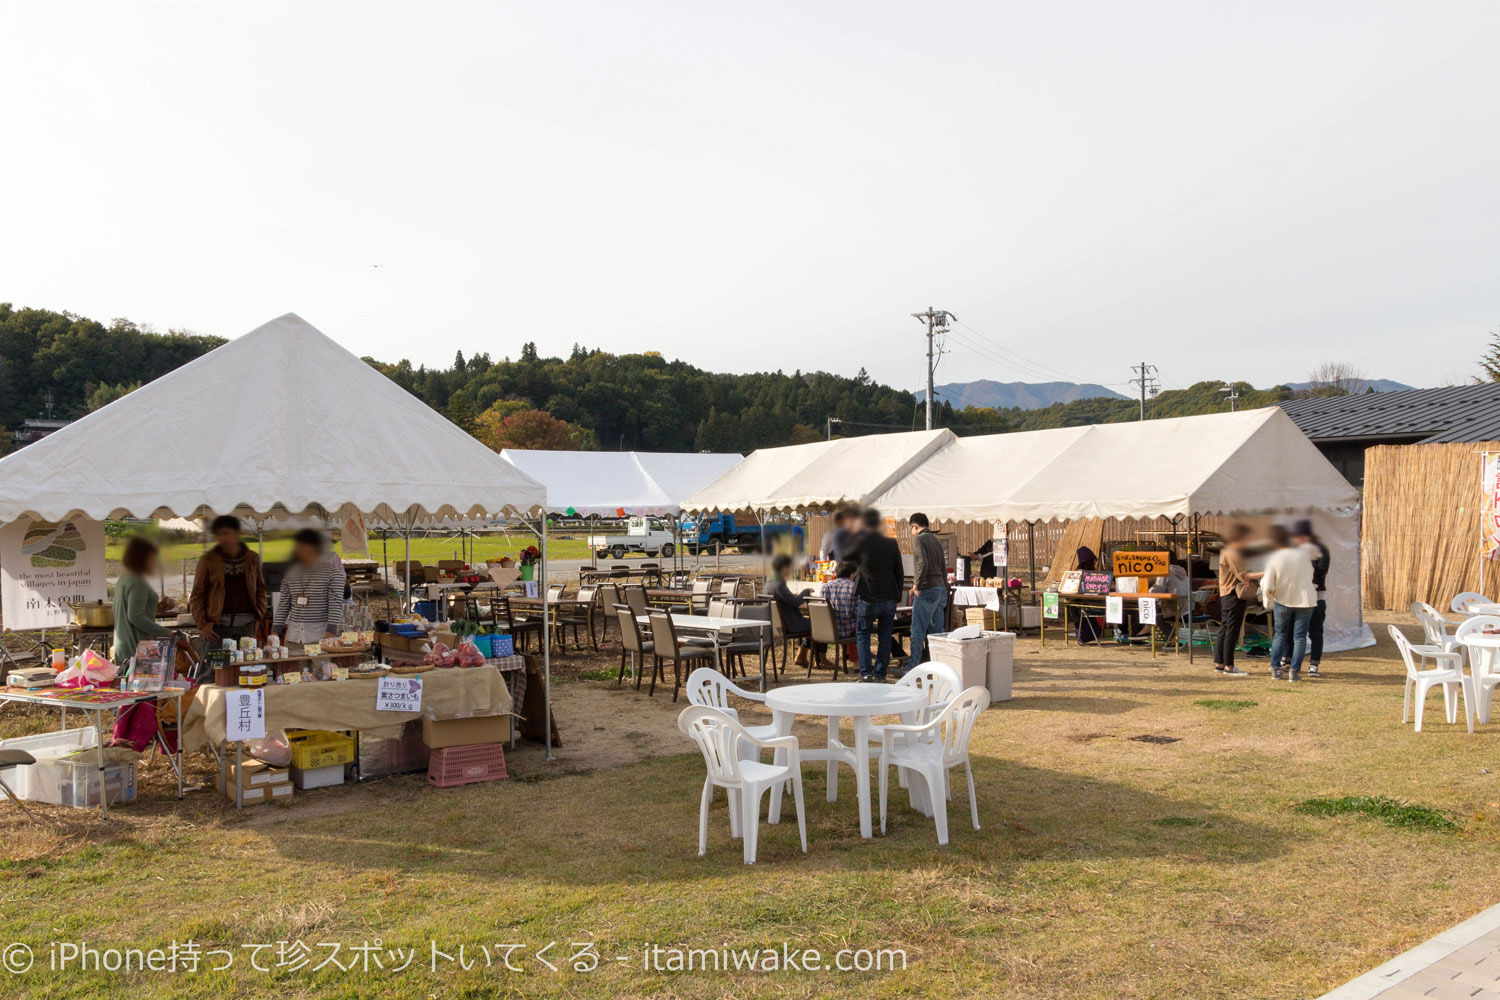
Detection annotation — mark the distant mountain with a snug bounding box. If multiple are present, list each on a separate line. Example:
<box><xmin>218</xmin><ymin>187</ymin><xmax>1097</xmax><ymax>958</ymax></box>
<box><xmin>919</xmin><ymin>379</ymin><xmax>1129</xmax><ymax>411</ymax></box>
<box><xmin>1282</xmin><ymin>378</ymin><xmax>1416</xmax><ymax>394</ymax></box>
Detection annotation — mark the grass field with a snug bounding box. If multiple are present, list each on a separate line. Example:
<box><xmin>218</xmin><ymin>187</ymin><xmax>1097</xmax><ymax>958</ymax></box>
<box><xmin>2</xmin><ymin>610</ymin><xmax>1498</xmax><ymax>998</ymax></box>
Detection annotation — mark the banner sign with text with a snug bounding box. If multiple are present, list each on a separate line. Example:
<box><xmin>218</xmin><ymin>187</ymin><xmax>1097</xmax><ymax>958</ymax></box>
<box><xmin>0</xmin><ymin>517</ymin><xmax>108</xmax><ymax>631</ymax></box>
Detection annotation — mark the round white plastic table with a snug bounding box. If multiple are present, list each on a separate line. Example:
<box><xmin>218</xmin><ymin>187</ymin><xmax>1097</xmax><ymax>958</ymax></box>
<box><xmin>1459</xmin><ymin>633</ymin><xmax>1500</xmax><ymax>723</ymax></box>
<box><xmin>763</xmin><ymin>682</ymin><xmax>927</xmax><ymax>838</ymax></box>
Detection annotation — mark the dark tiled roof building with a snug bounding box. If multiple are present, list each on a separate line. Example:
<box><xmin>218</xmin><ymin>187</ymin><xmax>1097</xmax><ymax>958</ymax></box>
<box><xmin>1279</xmin><ymin>384</ymin><xmax>1500</xmax><ymax>486</ymax></box>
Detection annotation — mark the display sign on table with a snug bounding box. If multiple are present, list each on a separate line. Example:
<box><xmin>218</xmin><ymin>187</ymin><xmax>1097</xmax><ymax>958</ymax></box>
<box><xmin>224</xmin><ymin>688</ymin><xmax>267</xmax><ymax>741</ymax></box>
<box><xmin>524</xmin><ymin>580</ymin><xmax>540</xmax><ymax>598</ymax></box>
<box><xmin>1105</xmin><ymin>595</ymin><xmax>1124</xmax><ymax>624</ymax></box>
<box><xmin>1042</xmin><ymin>592</ymin><xmax>1060</xmax><ymax>619</ymax></box>
<box><xmin>1112</xmin><ymin>550</ymin><xmax>1169</xmax><ymax>579</ymax></box>
<box><xmin>1139</xmin><ymin>597</ymin><xmax>1157</xmax><ymax>625</ymax></box>
<box><xmin>0</xmin><ymin>516</ymin><xmax>107</xmax><ymax>631</ymax></box>
<box><xmin>993</xmin><ymin>525</ymin><xmax>1008</xmax><ymax>569</ymax></box>
<box><xmin>1080</xmin><ymin>571</ymin><xmax>1113</xmax><ymax>595</ymax></box>
<box><xmin>1058</xmin><ymin>571</ymin><xmax>1081</xmax><ymax>595</ymax></box>
<box><xmin>376</xmin><ymin>675</ymin><xmax>424</xmax><ymax>713</ymax></box>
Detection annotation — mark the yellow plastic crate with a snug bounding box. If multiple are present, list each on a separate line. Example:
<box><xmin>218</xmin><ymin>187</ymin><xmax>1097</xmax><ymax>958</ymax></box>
<box><xmin>286</xmin><ymin>730</ymin><xmax>355</xmax><ymax>770</ymax></box>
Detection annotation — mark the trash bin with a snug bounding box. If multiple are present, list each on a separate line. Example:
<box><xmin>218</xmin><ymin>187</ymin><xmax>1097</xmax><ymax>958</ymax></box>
<box><xmin>926</xmin><ymin>633</ymin><xmax>990</xmax><ymax>692</ymax></box>
<box><xmin>984</xmin><ymin>631</ymin><xmax>1015</xmax><ymax>702</ymax></box>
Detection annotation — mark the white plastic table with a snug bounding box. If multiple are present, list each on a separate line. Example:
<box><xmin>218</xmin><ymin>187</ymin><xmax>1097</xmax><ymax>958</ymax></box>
<box><xmin>1459</xmin><ymin>632</ymin><xmax>1500</xmax><ymax>722</ymax></box>
<box><xmin>763</xmin><ymin>681</ymin><xmax>927</xmax><ymax>838</ymax></box>
<box><xmin>1467</xmin><ymin>604</ymin><xmax>1500</xmax><ymax>617</ymax></box>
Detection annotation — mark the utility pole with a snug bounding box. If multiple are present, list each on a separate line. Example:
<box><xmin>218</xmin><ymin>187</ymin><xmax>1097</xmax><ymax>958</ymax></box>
<box><xmin>1128</xmin><ymin>362</ymin><xmax>1159</xmax><ymax>421</ymax></box>
<box><xmin>825</xmin><ymin>416</ymin><xmax>842</xmax><ymax>441</ymax></box>
<box><xmin>1219</xmin><ymin>382</ymin><xmax>1240</xmax><ymax>412</ymax></box>
<box><xmin>911</xmin><ymin>307</ymin><xmax>956</xmax><ymax>430</ymax></box>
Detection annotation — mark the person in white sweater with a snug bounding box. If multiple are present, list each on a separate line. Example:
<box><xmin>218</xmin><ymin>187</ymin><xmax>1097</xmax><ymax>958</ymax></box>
<box><xmin>1258</xmin><ymin>524</ymin><xmax>1318</xmax><ymax>681</ymax></box>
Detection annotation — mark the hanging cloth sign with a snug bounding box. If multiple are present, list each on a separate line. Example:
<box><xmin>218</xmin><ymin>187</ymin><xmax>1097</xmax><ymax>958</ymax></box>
<box><xmin>0</xmin><ymin>517</ymin><xmax>108</xmax><ymax>631</ymax></box>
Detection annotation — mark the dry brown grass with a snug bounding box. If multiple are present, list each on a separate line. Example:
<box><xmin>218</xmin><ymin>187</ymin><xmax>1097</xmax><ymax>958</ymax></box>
<box><xmin>2</xmin><ymin>611</ymin><xmax>1499</xmax><ymax>998</ymax></box>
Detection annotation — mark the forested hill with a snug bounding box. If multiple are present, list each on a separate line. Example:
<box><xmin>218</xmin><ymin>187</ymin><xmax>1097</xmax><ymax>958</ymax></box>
<box><xmin>0</xmin><ymin>304</ymin><xmax>1298</xmax><ymax>455</ymax></box>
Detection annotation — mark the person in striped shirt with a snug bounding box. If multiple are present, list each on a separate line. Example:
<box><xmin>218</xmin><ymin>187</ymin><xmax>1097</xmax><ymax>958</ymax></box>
<box><xmin>273</xmin><ymin>528</ymin><xmax>347</xmax><ymax>648</ymax></box>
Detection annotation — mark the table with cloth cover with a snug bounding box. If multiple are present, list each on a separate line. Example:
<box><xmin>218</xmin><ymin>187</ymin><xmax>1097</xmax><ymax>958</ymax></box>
<box><xmin>763</xmin><ymin>681</ymin><xmax>928</xmax><ymax>839</ymax></box>
<box><xmin>180</xmin><ymin>664</ymin><xmax>513</xmax><ymax>750</ymax></box>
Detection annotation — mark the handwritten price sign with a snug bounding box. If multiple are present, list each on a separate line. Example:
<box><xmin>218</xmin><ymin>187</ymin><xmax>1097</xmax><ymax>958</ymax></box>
<box><xmin>375</xmin><ymin>676</ymin><xmax>424</xmax><ymax>713</ymax></box>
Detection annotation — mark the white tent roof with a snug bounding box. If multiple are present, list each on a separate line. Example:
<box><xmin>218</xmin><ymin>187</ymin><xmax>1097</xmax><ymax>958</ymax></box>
<box><xmin>498</xmin><ymin>449</ymin><xmax>742</xmax><ymax>514</ymax></box>
<box><xmin>0</xmin><ymin>313</ymin><xmax>547</xmax><ymax>524</ymax></box>
<box><xmin>683</xmin><ymin>429</ymin><xmax>955</xmax><ymax>513</ymax></box>
<box><xmin>870</xmin><ymin>408</ymin><xmax>1359</xmax><ymax>523</ymax></box>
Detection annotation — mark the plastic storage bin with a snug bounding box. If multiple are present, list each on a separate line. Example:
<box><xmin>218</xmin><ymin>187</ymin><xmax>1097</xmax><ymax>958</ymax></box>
<box><xmin>286</xmin><ymin>730</ymin><xmax>356</xmax><ymax>769</ymax></box>
<box><xmin>984</xmin><ymin>631</ymin><xmax>1016</xmax><ymax>702</ymax></box>
<box><xmin>26</xmin><ymin>756</ymin><xmax>137</xmax><ymax>808</ymax></box>
<box><xmin>0</xmin><ymin>727</ymin><xmax>99</xmax><ymax>801</ymax></box>
<box><xmin>926</xmin><ymin>634</ymin><xmax>990</xmax><ymax>692</ymax></box>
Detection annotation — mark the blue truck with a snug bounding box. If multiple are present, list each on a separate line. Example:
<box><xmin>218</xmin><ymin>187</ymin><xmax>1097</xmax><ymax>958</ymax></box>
<box><xmin>682</xmin><ymin>513</ymin><xmax>804</xmax><ymax>555</ymax></box>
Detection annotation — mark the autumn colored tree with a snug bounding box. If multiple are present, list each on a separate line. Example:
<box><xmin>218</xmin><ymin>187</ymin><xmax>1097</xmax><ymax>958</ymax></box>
<box><xmin>474</xmin><ymin>403</ymin><xmax>595</xmax><ymax>451</ymax></box>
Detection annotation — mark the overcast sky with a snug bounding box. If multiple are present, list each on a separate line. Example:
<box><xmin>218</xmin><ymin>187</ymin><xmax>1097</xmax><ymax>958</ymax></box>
<box><xmin>3</xmin><ymin>1</ymin><xmax>1496</xmax><ymax>393</ymax></box>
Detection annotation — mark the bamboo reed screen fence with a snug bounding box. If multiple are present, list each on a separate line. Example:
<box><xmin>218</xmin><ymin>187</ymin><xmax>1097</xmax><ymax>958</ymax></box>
<box><xmin>1361</xmin><ymin>441</ymin><xmax>1500</xmax><ymax>611</ymax></box>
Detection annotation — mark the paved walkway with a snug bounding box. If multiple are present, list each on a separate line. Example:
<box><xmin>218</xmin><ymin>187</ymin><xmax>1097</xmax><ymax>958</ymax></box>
<box><xmin>1322</xmin><ymin>905</ymin><xmax>1500</xmax><ymax>999</ymax></box>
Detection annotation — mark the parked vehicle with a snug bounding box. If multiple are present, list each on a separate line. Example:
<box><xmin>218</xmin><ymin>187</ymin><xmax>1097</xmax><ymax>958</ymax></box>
<box><xmin>587</xmin><ymin>516</ymin><xmax>677</xmax><ymax>559</ymax></box>
<box><xmin>683</xmin><ymin>513</ymin><xmax>804</xmax><ymax>554</ymax></box>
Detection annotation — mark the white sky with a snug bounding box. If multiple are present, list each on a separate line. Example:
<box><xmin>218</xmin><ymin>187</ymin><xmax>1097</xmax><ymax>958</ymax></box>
<box><xmin>2</xmin><ymin>1</ymin><xmax>1496</xmax><ymax>393</ymax></box>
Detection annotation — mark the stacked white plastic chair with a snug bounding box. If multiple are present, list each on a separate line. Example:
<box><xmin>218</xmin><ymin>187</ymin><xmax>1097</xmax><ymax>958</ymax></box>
<box><xmin>1452</xmin><ymin>592</ymin><xmax>1488</xmax><ymax>615</ymax></box>
<box><xmin>678</xmin><ymin>705</ymin><xmax>806</xmax><ymax>864</ymax></box>
<box><xmin>878</xmin><ymin>685</ymin><xmax>991</xmax><ymax>845</ymax></box>
<box><xmin>1389</xmin><ymin>624</ymin><xmax>1473</xmax><ymax>733</ymax></box>
<box><xmin>1411</xmin><ymin>602</ymin><xmax>1461</xmax><ymax>654</ymax></box>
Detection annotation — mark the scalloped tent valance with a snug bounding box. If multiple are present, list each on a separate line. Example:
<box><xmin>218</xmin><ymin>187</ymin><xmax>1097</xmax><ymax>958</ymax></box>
<box><xmin>0</xmin><ymin>313</ymin><xmax>546</xmax><ymax>524</ymax></box>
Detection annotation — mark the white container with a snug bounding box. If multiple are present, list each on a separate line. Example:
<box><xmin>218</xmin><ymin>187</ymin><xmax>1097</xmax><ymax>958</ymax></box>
<box><xmin>26</xmin><ymin>757</ymin><xmax>136</xmax><ymax>808</ymax></box>
<box><xmin>983</xmin><ymin>631</ymin><xmax>1016</xmax><ymax>702</ymax></box>
<box><xmin>926</xmin><ymin>634</ymin><xmax>990</xmax><ymax>693</ymax></box>
<box><xmin>0</xmin><ymin>727</ymin><xmax>99</xmax><ymax>800</ymax></box>
<box><xmin>291</xmin><ymin>763</ymin><xmax>346</xmax><ymax>790</ymax></box>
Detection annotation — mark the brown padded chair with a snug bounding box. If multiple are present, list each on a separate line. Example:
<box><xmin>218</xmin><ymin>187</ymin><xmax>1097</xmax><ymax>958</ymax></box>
<box><xmin>808</xmin><ymin>600</ymin><xmax>849</xmax><ymax>679</ymax></box>
<box><xmin>648</xmin><ymin>611</ymin><xmax>715</xmax><ymax>702</ymax></box>
<box><xmin>615</xmin><ymin>605</ymin><xmax>656</xmax><ymax>691</ymax></box>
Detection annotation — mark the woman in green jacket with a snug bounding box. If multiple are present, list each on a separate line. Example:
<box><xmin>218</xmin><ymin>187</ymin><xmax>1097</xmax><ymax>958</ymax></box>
<box><xmin>112</xmin><ymin>537</ymin><xmax>169</xmax><ymax>667</ymax></box>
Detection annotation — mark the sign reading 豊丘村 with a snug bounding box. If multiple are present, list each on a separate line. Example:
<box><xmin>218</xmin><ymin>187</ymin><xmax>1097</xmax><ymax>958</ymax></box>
<box><xmin>224</xmin><ymin>688</ymin><xmax>266</xmax><ymax>741</ymax></box>
<box><xmin>1111</xmin><ymin>550</ymin><xmax>1169</xmax><ymax>579</ymax></box>
<box><xmin>0</xmin><ymin>517</ymin><xmax>108</xmax><ymax>631</ymax></box>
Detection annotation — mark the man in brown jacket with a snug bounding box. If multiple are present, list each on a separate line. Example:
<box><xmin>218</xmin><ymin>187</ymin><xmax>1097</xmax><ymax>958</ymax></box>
<box><xmin>190</xmin><ymin>515</ymin><xmax>268</xmax><ymax>648</ymax></box>
<box><xmin>1214</xmin><ymin>524</ymin><xmax>1257</xmax><ymax>676</ymax></box>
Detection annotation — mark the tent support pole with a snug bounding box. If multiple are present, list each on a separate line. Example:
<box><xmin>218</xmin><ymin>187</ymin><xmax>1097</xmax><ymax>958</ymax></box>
<box><xmin>1186</xmin><ymin>512</ymin><xmax>1196</xmax><ymax>664</ymax></box>
<box><xmin>381</xmin><ymin>528</ymin><xmax>391</xmax><ymax>620</ymax></box>
<box><xmin>540</xmin><ymin>514</ymin><xmax>553</xmax><ymax>761</ymax></box>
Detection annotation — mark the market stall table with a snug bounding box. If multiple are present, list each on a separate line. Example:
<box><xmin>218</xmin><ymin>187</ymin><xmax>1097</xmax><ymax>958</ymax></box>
<box><xmin>181</xmin><ymin>664</ymin><xmax>514</xmax><ymax>807</ymax></box>
<box><xmin>763</xmin><ymin>681</ymin><xmax>928</xmax><ymax>839</ymax></box>
<box><xmin>0</xmin><ymin>684</ymin><xmax>188</xmax><ymax>816</ymax></box>
<box><xmin>1042</xmin><ymin>592</ymin><xmax>1182</xmax><ymax>658</ymax></box>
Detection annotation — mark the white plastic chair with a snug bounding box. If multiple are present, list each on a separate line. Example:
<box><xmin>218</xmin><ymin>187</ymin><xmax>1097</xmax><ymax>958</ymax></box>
<box><xmin>878</xmin><ymin>686</ymin><xmax>991</xmax><ymax>845</ymax></box>
<box><xmin>865</xmin><ymin>661</ymin><xmax>963</xmax><ymax>759</ymax></box>
<box><xmin>685</xmin><ymin>667</ymin><xmax>776</xmax><ymax>747</ymax></box>
<box><xmin>1454</xmin><ymin>615</ymin><xmax>1500</xmax><ymax>724</ymax></box>
<box><xmin>1411</xmin><ymin>601</ymin><xmax>1460</xmax><ymax>653</ymax></box>
<box><xmin>1452</xmin><ymin>592</ymin><xmax>1487</xmax><ymax>615</ymax></box>
<box><xmin>677</xmin><ymin>706</ymin><xmax>806</xmax><ymax>864</ymax></box>
<box><xmin>1389</xmin><ymin>624</ymin><xmax>1473</xmax><ymax>733</ymax></box>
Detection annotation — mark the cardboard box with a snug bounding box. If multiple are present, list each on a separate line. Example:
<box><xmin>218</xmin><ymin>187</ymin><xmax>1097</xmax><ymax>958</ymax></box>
<box><xmin>221</xmin><ymin>760</ymin><xmax>291</xmax><ymax>791</ymax></box>
<box><xmin>379</xmin><ymin>632</ymin><xmax>431</xmax><ymax>656</ymax></box>
<box><xmin>227</xmin><ymin>782</ymin><xmax>294</xmax><ymax>805</ymax></box>
<box><xmin>421</xmin><ymin>714</ymin><xmax>510</xmax><ymax>749</ymax></box>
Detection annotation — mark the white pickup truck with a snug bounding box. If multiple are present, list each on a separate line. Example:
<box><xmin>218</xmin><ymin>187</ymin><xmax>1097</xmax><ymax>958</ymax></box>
<box><xmin>587</xmin><ymin>516</ymin><xmax>677</xmax><ymax>559</ymax></box>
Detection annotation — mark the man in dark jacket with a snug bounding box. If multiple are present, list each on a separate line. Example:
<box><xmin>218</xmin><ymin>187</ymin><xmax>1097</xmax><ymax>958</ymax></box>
<box><xmin>848</xmin><ymin>508</ymin><xmax>905</xmax><ymax>681</ymax></box>
<box><xmin>908</xmin><ymin>512</ymin><xmax>948</xmax><ymax>670</ymax></box>
<box><xmin>190</xmin><ymin>514</ymin><xmax>268</xmax><ymax>650</ymax></box>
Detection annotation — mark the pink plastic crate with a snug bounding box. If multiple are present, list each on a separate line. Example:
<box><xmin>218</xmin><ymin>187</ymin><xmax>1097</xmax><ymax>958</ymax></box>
<box><xmin>426</xmin><ymin>743</ymin><xmax>508</xmax><ymax>788</ymax></box>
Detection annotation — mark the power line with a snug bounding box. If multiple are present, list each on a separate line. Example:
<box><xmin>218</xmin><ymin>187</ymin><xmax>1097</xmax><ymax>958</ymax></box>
<box><xmin>954</xmin><ymin>319</ymin><xmax>1114</xmax><ymax>386</ymax></box>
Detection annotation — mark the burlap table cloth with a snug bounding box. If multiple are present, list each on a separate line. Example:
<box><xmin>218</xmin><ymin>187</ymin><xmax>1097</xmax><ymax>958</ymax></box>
<box><xmin>181</xmin><ymin>665</ymin><xmax>513</xmax><ymax>749</ymax></box>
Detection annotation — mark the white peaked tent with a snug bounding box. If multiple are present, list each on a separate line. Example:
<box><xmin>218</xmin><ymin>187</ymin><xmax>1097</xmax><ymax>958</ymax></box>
<box><xmin>0</xmin><ymin>314</ymin><xmax>567</xmax><ymax>756</ymax></box>
<box><xmin>0</xmin><ymin>313</ymin><xmax>546</xmax><ymax>523</ymax></box>
<box><xmin>499</xmin><ymin>449</ymin><xmax>742</xmax><ymax>515</ymax></box>
<box><xmin>683</xmin><ymin>429</ymin><xmax>955</xmax><ymax>513</ymax></box>
<box><xmin>869</xmin><ymin>408</ymin><xmax>1371</xmax><ymax>652</ymax></box>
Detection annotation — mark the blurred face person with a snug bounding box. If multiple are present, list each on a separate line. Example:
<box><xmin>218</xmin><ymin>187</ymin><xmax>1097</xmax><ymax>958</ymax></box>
<box><xmin>293</xmin><ymin>532</ymin><xmax>324</xmax><ymax>567</ymax></box>
<box><xmin>214</xmin><ymin>524</ymin><xmax>241</xmax><ymax>554</ymax></box>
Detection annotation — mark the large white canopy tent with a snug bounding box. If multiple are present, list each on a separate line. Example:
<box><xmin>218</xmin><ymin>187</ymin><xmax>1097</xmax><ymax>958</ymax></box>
<box><xmin>683</xmin><ymin>428</ymin><xmax>955</xmax><ymax>514</ymax></box>
<box><xmin>499</xmin><ymin>449</ymin><xmax>742</xmax><ymax>515</ymax></box>
<box><xmin>869</xmin><ymin>408</ymin><xmax>1372</xmax><ymax>653</ymax></box>
<box><xmin>0</xmin><ymin>314</ymin><xmax>567</xmax><ymax>755</ymax></box>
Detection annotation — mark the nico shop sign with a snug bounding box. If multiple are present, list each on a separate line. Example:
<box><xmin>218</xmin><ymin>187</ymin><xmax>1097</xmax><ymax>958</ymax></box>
<box><xmin>1112</xmin><ymin>550</ymin><xmax>1169</xmax><ymax>578</ymax></box>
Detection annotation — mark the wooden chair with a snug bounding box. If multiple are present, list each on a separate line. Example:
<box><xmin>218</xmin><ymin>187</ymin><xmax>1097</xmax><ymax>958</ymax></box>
<box><xmin>648</xmin><ymin>611</ymin><xmax>716</xmax><ymax>702</ymax></box>
<box><xmin>490</xmin><ymin>596</ymin><xmax>544</xmax><ymax>653</ymax></box>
